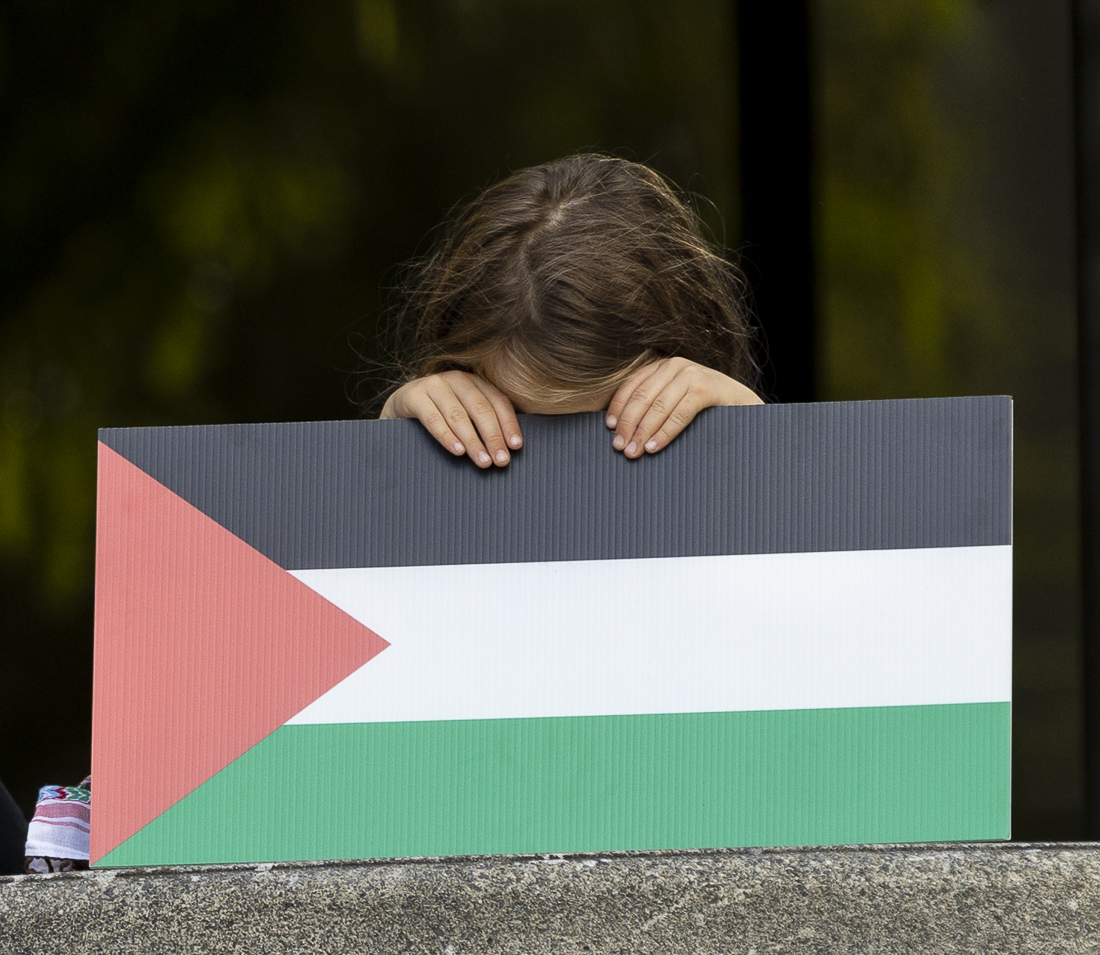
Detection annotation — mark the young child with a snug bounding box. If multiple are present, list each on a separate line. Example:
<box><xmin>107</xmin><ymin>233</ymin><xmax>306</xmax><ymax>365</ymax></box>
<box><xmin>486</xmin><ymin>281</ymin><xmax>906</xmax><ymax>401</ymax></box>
<box><xmin>380</xmin><ymin>154</ymin><xmax>763</xmax><ymax>463</ymax></box>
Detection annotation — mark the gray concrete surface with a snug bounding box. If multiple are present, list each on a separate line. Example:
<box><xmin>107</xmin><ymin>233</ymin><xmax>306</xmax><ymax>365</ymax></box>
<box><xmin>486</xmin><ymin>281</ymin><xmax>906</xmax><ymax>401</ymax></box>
<box><xmin>0</xmin><ymin>843</ymin><xmax>1097</xmax><ymax>954</ymax></box>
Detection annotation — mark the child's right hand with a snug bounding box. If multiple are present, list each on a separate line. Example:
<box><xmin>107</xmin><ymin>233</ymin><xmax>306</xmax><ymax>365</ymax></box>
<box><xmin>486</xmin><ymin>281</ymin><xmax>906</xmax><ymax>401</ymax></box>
<box><xmin>604</xmin><ymin>357</ymin><xmax>764</xmax><ymax>457</ymax></box>
<box><xmin>380</xmin><ymin>371</ymin><xmax>523</xmax><ymax>469</ymax></box>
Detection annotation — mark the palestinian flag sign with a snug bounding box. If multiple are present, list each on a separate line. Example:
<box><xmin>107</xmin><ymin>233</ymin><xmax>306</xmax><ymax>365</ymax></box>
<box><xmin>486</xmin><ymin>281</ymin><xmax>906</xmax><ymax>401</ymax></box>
<box><xmin>91</xmin><ymin>397</ymin><xmax>1012</xmax><ymax>867</ymax></box>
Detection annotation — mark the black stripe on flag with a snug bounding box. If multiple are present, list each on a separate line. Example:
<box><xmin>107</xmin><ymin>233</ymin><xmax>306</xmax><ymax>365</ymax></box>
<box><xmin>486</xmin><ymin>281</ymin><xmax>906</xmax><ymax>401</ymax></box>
<box><xmin>99</xmin><ymin>396</ymin><xmax>1011</xmax><ymax>569</ymax></box>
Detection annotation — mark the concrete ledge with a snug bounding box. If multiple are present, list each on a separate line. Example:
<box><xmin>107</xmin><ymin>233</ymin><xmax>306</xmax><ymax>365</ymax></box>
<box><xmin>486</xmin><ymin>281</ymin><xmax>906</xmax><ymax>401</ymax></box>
<box><xmin>1</xmin><ymin>843</ymin><xmax>1098</xmax><ymax>953</ymax></box>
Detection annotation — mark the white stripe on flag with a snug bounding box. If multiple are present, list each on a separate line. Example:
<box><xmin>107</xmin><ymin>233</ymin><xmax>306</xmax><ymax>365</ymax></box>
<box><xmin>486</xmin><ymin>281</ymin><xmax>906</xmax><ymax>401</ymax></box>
<box><xmin>287</xmin><ymin>545</ymin><xmax>1011</xmax><ymax>725</ymax></box>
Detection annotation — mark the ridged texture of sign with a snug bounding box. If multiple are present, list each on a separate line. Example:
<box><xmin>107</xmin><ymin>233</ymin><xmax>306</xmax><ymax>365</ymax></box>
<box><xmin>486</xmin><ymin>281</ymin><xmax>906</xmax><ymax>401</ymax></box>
<box><xmin>99</xmin><ymin>702</ymin><xmax>1011</xmax><ymax>866</ymax></box>
<box><xmin>91</xmin><ymin>445</ymin><xmax>389</xmax><ymax>864</ymax></box>
<box><xmin>92</xmin><ymin>397</ymin><xmax>1013</xmax><ymax>866</ymax></box>
<box><xmin>98</xmin><ymin>398</ymin><xmax>1012</xmax><ymax>569</ymax></box>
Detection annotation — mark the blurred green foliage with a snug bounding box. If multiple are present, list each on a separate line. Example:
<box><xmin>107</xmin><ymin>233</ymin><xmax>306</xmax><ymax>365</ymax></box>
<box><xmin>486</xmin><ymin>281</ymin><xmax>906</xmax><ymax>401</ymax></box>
<box><xmin>0</xmin><ymin>0</ymin><xmax>1081</xmax><ymax>842</ymax></box>
<box><xmin>815</xmin><ymin>0</ymin><xmax>1080</xmax><ymax>836</ymax></box>
<box><xmin>0</xmin><ymin>0</ymin><xmax>737</xmax><ymax>813</ymax></box>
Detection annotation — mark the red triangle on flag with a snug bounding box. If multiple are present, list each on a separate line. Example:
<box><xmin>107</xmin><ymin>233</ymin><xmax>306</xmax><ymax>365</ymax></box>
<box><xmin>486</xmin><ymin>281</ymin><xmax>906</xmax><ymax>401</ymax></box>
<box><xmin>91</xmin><ymin>443</ymin><xmax>389</xmax><ymax>863</ymax></box>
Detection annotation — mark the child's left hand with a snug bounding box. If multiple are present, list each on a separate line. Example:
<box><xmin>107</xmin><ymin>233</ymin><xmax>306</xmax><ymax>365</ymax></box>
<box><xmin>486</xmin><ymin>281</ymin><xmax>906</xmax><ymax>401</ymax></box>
<box><xmin>605</xmin><ymin>357</ymin><xmax>763</xmax><ymax>458</ymax></box>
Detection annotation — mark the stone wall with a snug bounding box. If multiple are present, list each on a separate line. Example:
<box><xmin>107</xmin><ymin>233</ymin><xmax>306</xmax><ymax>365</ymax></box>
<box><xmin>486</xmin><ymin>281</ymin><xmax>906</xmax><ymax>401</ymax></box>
<box><xmin>1</xmin><ymin>843</ymin><xmax>1097</xmax><ymax>954</ymax></box>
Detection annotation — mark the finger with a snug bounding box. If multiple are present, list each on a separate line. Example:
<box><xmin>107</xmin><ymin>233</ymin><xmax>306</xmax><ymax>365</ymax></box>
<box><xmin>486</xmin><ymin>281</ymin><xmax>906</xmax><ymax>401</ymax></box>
<box><xmin>415</xmin><ymin>384</ymin><xmax>489</xmax><ymax>464</ymax></box>
<box><xmin>383</xmin><ymin>382</ymin><xmax>470</xmax><ymax>456</ymax></box>
<box><xmin>429</xmin><ymin>385</ymin><xmax>499</xmax><ymax>468</ymax></box>
<box><xmin>638</xmin><ymin>392</ymin><xmax>707</xmax><ymax>455</ymax></box>
<box><xmin>605</xmin><ymin>361</ymin><xmax>662</xmax><ymax>431</ymax></box>
<box><xmin>612</xmin><ymin>361</ymin><xmax>683</xmax><ymax>452</ymax></box>
<box><xmin>469</xmin><ymin>377</ymin><xmax>524</xmax><ymax>462</ymax></box>
<box><xmin>445</xmin><ymin>375</ymin><xmax>515</xmax><ymax>467</ymax></box>
<box><xmin>620</xmin><ymin>377</ymin><xmax>696</xmax><ymax>457</ymax></box>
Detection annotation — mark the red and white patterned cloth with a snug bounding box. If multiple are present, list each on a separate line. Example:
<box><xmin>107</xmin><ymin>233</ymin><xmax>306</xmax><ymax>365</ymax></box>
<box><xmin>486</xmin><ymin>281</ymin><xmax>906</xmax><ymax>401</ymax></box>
<box><xmin>24</xmin><ymin>776</ymin><xmax>90</xmax><ymax>872</ymax></box>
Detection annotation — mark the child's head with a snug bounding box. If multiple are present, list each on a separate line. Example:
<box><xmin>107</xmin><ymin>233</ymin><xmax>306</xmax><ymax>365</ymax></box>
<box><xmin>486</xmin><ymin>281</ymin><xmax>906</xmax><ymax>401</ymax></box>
<box><xmin>396</xmin><ymin>154</ymin><xmax>757</xmax><ymax>410</ymax></box>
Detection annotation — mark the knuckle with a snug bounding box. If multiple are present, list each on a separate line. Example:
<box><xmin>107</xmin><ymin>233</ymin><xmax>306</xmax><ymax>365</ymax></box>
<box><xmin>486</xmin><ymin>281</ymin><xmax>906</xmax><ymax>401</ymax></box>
<box><xmin>471</xmin><ymin>397</ymin><xmax>496</xmax><ymax>419</ymax></box>
<box><xmin>421</xmin><ymin>411</ymin><xmax>448</xmax><ymax>434</ymax></box>
<box><xmin>648</xmin><ymin>395</ymin><xmax>672</xmax><ymax>416</ymax></box>
<box><xmin>396</xmin><ymin>384</ymin><xmax>423</xmax><ymax>408</ymax></box>
<box><xmin>668</xmin><ymin>408</ymin><xmax>694</xmax><ymax>430</ymax></box>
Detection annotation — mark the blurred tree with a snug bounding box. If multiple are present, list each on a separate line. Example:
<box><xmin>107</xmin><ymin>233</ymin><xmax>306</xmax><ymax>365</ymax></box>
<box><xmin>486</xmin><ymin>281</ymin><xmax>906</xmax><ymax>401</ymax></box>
<box><xmin>1</xmin><ymin>0</ymin><xmax>1079</xmax><ymax>844</ymax></box>
<box><xmin>0</xmin><ymin>0</ymin><xmax>738</xmax><ymax>815</ymax></box>
<box><xmin>814</xmin><ymin>0</ymin><xmax>1080</xmax><ymax>836</ymax></box>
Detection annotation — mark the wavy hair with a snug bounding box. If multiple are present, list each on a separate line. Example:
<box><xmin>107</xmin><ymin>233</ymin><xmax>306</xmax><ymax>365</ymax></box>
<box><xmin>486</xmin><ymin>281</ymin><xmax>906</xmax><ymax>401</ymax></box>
<box><xmin>391</xmin><ymin>154</ymin><xmax>757</xmax><ymax>406</ymax></box>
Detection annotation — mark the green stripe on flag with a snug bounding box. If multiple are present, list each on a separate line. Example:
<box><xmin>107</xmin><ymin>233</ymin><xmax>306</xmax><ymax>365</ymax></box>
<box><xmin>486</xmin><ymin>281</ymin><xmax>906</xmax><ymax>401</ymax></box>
<box><xmin>98</xmin><ymin>703</ymin><xmax>1010</xmax><ymax>866</ymax></box>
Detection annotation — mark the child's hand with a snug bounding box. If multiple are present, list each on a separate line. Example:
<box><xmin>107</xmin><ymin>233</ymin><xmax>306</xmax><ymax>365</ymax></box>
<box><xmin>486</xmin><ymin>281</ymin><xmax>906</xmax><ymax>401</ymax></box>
<box><xmin>380</xmin><ymin>371</ymin><xmax>523</xmax><ymax>468</ymax></box>
<box><xmin>605</xmin><ymin>357</ymin><xmax>763</xmax><ymax>458</ymax></box>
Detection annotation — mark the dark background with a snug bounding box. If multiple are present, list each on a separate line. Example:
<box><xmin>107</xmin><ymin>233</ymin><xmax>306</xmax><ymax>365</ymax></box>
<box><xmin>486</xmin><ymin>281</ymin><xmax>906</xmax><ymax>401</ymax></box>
<box><xmin>0</xmin><ymin>1</ymin><xmax>1082</xmax><ymax>839</ymax></box>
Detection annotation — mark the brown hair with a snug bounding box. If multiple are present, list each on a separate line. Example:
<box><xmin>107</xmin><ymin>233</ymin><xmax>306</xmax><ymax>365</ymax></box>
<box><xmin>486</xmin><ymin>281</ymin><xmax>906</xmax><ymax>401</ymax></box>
<box><xmin>391</xmin><ymin>154</ymin><xmax>757</xmax><ymax>406</ymax></box>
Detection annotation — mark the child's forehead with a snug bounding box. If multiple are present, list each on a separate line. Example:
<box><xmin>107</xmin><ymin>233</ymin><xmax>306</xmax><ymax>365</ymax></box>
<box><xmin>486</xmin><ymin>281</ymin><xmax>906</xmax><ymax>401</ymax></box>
<box><xmin>479</xmin><ymin>356</ymin><xmax>614</xmax><ymax>415</ymax></box>
<box><xmin>510</xmin><ymin>390</ymin><xmax>612</xmax><ymax>415</ymax></box>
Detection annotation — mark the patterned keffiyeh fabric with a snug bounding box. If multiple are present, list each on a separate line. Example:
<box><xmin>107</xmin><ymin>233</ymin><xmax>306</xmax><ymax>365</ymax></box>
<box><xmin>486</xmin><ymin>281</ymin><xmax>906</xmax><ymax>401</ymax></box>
<box><xmin>24</xmin><ymin>776</ymin><xmax>91</xmax><ymax>873</ymax></box>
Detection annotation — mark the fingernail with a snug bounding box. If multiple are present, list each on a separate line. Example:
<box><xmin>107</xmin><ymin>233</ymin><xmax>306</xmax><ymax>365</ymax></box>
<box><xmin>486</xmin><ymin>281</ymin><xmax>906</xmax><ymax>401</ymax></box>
<box><xmin>645</xmin><ymin>439</ymin><xmax>658</xmax><ymax>452</ymax></box>
<box><xmin>478</xmin><ymin>451</ymin><xmax>491</xmax><ymax>465</ymax></box>
<box><xmin>453</xmin><ymin>442</ymin><xmax>465</xmax><ymax>454</ymax></box>
<box><xmin>509</xmin><ymin>434</ymin><xmax>522</xmax><ymax>448</ymax></box>
<box><xmin>495</xmin><ymin>449</ymin><xmax>509</xmax><ymax>464</ymax></box>
<box><xmin>625</xmin><ymin>441</ymin><xmax>637</xmax><ymax>455</ymax></box>
<box><xmin>613</xmin><ymin>435</ymin><xmax>625</xmax><ymax>450</ymax></box>
<box><xmin>606</xmin><ymin>415</ymin><xmax>617</xmax><ymax>428</ymax></box>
